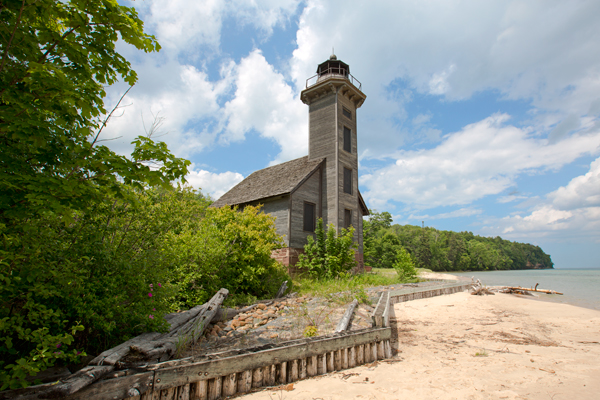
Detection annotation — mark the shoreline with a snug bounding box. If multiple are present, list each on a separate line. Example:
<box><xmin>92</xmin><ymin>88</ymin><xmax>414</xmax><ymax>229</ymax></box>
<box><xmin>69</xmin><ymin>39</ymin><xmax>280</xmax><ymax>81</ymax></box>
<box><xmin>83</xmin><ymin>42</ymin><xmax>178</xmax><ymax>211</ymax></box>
<box><xmin>238</xmin><ymin>291</ymin><xmax>600</xmax><ymax>400</ymax></box>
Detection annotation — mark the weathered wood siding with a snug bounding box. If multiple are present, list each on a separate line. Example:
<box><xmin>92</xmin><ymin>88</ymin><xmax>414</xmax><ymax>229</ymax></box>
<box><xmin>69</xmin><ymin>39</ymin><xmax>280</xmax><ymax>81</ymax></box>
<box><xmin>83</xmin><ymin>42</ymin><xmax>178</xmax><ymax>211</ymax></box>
<box><xmin>290</xmin><ymin>168</ymin><xmax>321</xmax><ymax>249</ymax></box>
<box><xmin>337</xmin><ymin>93</ymin><xmax>360</xmax><ymax>248</ymax></box>
<box><xmin>247</xmin><ymin>196</ymin><xmax>290</xmax><ymax>246</ymax></box>
<box><xmin>308</xmin><ymin>95</ymin><xmax>336</xmax><ymax>227</ymax></box>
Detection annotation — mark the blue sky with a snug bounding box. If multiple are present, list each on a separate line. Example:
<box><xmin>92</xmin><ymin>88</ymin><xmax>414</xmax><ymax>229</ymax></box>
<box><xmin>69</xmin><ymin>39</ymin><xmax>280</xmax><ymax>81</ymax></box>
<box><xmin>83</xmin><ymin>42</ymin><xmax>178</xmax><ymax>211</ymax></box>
<box><xmin>103</xmin><ymin>0</ymin><xmax>600</xmax><ymax>269</ymax></box>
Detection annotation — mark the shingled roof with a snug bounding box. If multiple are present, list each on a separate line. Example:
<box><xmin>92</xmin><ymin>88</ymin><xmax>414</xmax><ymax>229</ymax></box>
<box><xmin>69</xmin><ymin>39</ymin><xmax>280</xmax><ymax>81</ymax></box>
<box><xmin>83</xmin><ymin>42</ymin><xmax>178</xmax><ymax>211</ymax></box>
<box><xmin>211</xmin><ymin>156</ymin><xmax>325</xmax><ymax>208</ymax></box>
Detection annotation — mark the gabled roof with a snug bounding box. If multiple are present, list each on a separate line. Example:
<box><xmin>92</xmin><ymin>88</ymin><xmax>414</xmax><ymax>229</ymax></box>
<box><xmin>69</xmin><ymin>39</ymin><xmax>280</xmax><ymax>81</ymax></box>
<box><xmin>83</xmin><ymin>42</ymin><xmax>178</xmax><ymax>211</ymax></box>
<box><xmin>211</xmin><ymin>156</ymin><xmax>325</xmax><ymax>208</ymax></box>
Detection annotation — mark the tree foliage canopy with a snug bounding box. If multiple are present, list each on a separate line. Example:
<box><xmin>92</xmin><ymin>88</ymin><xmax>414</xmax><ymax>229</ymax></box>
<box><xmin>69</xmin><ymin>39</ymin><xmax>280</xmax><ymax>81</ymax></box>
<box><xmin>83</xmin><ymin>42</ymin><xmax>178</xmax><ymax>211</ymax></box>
<box><xmin>364</xmin><ymin>211</ymin><xmax>553</xmax><ymax>271</ymax></box>
<box><xmin>0</xmin><ymin>0</ymin><xmax>189</xmax><ymax>223</ymax></box>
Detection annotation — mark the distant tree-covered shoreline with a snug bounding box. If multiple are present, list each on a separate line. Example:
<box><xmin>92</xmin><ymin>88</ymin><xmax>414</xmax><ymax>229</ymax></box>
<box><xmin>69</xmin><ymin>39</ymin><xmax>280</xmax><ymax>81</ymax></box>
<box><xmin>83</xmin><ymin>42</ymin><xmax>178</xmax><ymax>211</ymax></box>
<box><xmin>364</xmin><ymin>211</ymin><xmax>553</xmax><ymax>271</ymax></box>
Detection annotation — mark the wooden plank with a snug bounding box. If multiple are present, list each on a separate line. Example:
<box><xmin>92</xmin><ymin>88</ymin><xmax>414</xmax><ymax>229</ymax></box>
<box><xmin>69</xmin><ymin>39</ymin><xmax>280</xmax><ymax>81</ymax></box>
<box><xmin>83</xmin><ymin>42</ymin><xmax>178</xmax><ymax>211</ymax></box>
<box><xmin>61</xmin><ymin>369</ymin><xmax>150</xmax><ymax>400</ymax></box>
<box><xmin>382</xmin><ymin>292</ymin><xmax>391</xmax><ymax>328</ymax></box>
<box><xmin>342</xmin><ymin>348</ymin><xmax>349</xmax><ymax>370</ymax></box>
<box><xmin>190</xmin><ymin>381</ymin><xmax>207</xmax><ymax>400</ymax></box>
<box><xmin>276</xmin><ymin>362</ymin><xmax>287</xmax><ymax>384</ymax></box>
<box><xmin>252</xmin><ymin>367</ymin><xmax>263</xmax><ymax>388</ymax></box>
<box><xmin>307</xmin><ymin>356</ymin><xmax>317</xmax><ymax>377</ymax></box>
<box><xmin>153</xmin><ymin>328</ymin><xmax>391</xmax><ymax>390</ymax></box>
<box><xmin>363</xmin><ymin>343</ymin><xmax>370</xmax><ymax>363</ymax></box>
<box><xmin>222</xmin><ymin>373</ymin><xmax>236</xmax><ymax>396</ymax></box>
<box><xmin>317</xmin><ymin>355</ymin><xmax>326</xmax><ymax>375</ymax></box>
<box><xmin>288</xmin><ymin>360</ymin><xmax>299</xmax><ymax>382</ymax></box>
<box><xmin>348</xmin><ymin>346</ymin><xmax>356</xmax><ymax>368</ymax></box>
<box><xmin>335</xmin><ymin>299</ymin><xmax>358</xmax><ymax>332</ymax></box>
<box><xmin>357</xmin><ymin>344</ymin><xmax>364</xmax><ymax>365</ymax></box>
<box><xmin>371</xmin><ymin>342</ymin><xmax>378</xmax><ymax>361</ymax></box>
<box><xmin>177</xmin><ymin>384</ymin><xmax>190</xmax><ymax>400</ymax></box>
<box><xmin>384</xmin><ymin>340</ymin><xmax>393</xmax><ymax>359</ymax></box>
<box><xmin>299</xmin><ymin>358</ymin><xmax>307</xmax><ymax>380</ymax></box>
<box><xmin>207</xmin><ymin>377</ymin><xmax>221</xmax><ymax>400</ymax></box>
<box><xmin>326</xmin><ymin>351</ymin><xmax>334</xmax><ymax>372</ymax></box>
<box><xmin>266</xmin><ymin>365</ymin><xmax>276</xmax><ymax>386</ymax></box>
<box><xmin>334</xmin><ymin>349</ymin><xmax>341</xmax><ymax>371</ymax></box>
<box><xmin>237</xmin><ymin>371</ymin><xmax>252</xmax><ymax>393</ymax></box>
<box><xmin>161</xmin><ymin>387</ymin><xmax>177</xmax><ymax>400</ymax></box>
<box><xmin>377</xmin><ymin>341</ymin><xmax>385</xmax><ymax>359</ymax></box>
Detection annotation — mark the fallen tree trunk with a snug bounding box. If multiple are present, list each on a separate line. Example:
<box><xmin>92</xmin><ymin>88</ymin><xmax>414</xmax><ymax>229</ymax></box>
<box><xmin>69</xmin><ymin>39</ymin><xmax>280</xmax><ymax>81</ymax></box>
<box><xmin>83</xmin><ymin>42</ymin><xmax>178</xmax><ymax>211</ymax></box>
<box><xmin>504</xmin><ymin>286</ymin><xmax>563</xmax><ymax>295</ymax></box>
<box><xmin>130</xmin><ymin>288</ymin><xmax>229</xmax><ymax>361</ymax></box>
<box><xmin>335</xmin><ymin>299</ymin><xmax>358</xmax><ymax>333</ymax></box>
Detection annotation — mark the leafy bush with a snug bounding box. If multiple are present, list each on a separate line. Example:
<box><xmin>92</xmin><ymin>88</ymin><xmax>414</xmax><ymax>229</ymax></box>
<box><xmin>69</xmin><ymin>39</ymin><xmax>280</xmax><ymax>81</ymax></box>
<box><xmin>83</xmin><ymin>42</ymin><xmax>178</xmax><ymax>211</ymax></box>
<box><xmin>166</xmin><ymin>204</ymin><xmax>288</xmax><ymax>309</ymax></box>
<box><xmin>296</xmin><ymin>219</ymin><xmax>357</xmax><ymax>278</ymax></box>
<box><xmin>393</xmin><ymin>247</ymin><xmax>418</xmax><ymax>281</ymax></box>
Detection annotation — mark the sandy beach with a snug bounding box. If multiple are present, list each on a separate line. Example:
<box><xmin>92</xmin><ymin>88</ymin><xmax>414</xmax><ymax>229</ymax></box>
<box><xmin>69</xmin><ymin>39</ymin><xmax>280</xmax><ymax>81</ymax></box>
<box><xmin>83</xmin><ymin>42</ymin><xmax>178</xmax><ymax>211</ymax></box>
<box><xmin>238</xmin><ymin>291</ymin><xmax>600</xmax><ymax>400</ymax></box>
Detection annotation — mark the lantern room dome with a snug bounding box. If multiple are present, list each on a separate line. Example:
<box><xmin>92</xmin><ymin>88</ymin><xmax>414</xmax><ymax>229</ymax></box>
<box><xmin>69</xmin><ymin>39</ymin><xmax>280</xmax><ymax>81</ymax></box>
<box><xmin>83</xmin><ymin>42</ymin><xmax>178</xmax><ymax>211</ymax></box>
<box><xmin>316</xmin><ymin>54</ymin><xmax>350</xmax><ymax>82</ymax></box>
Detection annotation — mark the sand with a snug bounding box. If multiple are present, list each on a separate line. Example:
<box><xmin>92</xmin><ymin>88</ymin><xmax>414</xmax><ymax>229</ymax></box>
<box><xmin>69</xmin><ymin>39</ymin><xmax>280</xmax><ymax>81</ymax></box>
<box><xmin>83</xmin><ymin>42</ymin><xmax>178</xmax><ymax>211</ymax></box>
<box><xmin>238</xmin><ymin>291</ymin><xmax>600</xmax><ymax>400</ymax></box>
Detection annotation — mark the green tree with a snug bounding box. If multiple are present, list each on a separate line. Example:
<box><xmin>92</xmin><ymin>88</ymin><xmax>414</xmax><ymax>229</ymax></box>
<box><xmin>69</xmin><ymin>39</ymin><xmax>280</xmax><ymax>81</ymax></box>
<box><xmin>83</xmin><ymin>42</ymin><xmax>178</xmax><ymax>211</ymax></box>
<box><xmin>393</xmin><ymin>247</ymin><xmax>417</xmax><ymax>281</ymax></box>
<box><xmin>297</xmin><ymin>219</ymin><xmax>357</xmax><ymax>278</ymax></box>
<box><xmin>0</xmin><ymin>0</ymin><xmax>190</xmax><ymax>389</ymax></box>
<box><xmin>0</xmin><ymin>0</ymin><xmax>189</xmax><ymax>223</ymax></box>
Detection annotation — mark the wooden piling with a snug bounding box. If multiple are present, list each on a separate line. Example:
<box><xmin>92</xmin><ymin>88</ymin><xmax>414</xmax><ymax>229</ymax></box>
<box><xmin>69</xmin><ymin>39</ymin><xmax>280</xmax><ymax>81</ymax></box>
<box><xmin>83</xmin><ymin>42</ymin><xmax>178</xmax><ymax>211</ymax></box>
<box><xmin>222</xmin><ymin>373</ymin><xmax>236</xmax><ymax>397</ymax></box>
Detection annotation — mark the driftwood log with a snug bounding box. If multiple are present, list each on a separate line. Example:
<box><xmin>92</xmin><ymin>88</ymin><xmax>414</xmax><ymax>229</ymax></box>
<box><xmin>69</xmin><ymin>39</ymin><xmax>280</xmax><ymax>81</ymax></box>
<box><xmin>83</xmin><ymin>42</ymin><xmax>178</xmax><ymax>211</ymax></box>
<box><xmin>503</xmin><ymin>286</ymin><xmax>563</xmax><ymax>295</ymax></box>
<box><xmin>129</xmin><ymin>288</ymin><xmax>229</xmax><ymax>361</ymax></box>
<box><xmin>275</xmin><ymin>280</ymin><xmax>288</xmax><ymax>298</ymax></box>
<box><xmin>335</xmin><ymin>299</ymin><xmax>358</xmax><ymax>333</ymax></box>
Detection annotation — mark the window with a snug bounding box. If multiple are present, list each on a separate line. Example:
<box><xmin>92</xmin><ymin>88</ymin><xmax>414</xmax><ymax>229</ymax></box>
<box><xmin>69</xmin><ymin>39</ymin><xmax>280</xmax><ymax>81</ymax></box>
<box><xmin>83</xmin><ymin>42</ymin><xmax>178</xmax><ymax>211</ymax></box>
<box><xmin>343</xmin><ymin>167</ymin><xmax>352</xmax><ymax>194</ymax></box>
<box><xmin>303</xmin><ymin>202</ymin><xmax>316</xmax><ymax>232</ymax></box>
<box><xmin>343</xmin><ymin>126</ymin><xmax>351</xmax><ymax>153</ymax></box>
<box><xmin>344</xmin><ymin>209</ymin><xmax>352</xmax><ymax>229</ymax></box>
<box><xmin>343</xmin><ymin>107</ymin><xmax>352</xmax><ymax>120</ymax></box>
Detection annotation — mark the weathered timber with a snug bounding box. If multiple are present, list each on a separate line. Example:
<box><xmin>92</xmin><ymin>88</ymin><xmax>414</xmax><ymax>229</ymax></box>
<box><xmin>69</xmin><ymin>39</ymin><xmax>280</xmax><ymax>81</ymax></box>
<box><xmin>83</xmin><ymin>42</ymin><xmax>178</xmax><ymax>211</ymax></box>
<box><xmin>252</xmin><ymin>367</ymin><xmax>263</xmax><ymax>388</ymax></box>
<box><xmin>207</xmin><ymin>376</ymin><xmax>221</xmax><ymax>400</ymax></box>
<box><xmin>504</xmin><ymin>286</ymin><xmax>563</xmax><ymax>295</ymax></box>
<box><xmin>61</xmin><ymin>371</ymin><xmax>154</xmax><ymax>400</ymax></box>
<box><xmin>150</xmin><ymin>327</ymin><xmax>391</xmax><ymax>391</ymax></box>
<box><xmin>335</xmin><ymin>299</ymin><xmax>358</xmax><ymax>332</ymax></box>
<box><xmin>4</xmin><ymin>366</ymin><xmax>116</xmax><ymax>400</ymax></box>
<box><xmin>222</xmin><ymin>373</ymin><xmax>236</xmax><ymax>396</ymax></box>
<box><xmin>237</xmin><ymin>370</ymin><xmax>252</xmax><ymax>393</ymax></box>
<box><xmin>389</xmin><ymin>283</ymin><xmax>471</xmax><ymax>305</ymax></box>
<box><xmin>348</xmin><ymin>346</ymin><xmax>356</xmax><ymax>368</ymax></box>
<box><xmin>371</xmin><ymin>291</ymin><xmax>389</xmax><ymax>328</ymax></box>
<box><xmin>276</xmin><ymin>362</ymin><xmax>287</xmax><ymax>384</ymax></box>
<box><xmin>191</xmin><ymin>380</ymin><xmax>208</xmax><ymax>400</ymax></box>
<box><xmin>275</xmin><ymin>280</ymin><xmax>288</xmax><ymax>298</ymax></box>
<box><xmin>301</xmin><ymin>358</ymin><xmax>309</xmax><ymax>379</ymax></box>
<box><xmin>131</xmin><ymin>289</ymin><xmax>229</xmax><ymax>361</ymax></box>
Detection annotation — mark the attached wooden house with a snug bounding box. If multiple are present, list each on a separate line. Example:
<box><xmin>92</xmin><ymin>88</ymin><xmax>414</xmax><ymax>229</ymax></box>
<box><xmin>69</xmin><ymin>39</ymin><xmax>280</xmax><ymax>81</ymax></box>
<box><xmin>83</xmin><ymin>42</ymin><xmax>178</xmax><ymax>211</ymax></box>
<box><xmin>212</xmin><ymin>54</ymin><xmax>369</xmax><ymax>269</ymax></box>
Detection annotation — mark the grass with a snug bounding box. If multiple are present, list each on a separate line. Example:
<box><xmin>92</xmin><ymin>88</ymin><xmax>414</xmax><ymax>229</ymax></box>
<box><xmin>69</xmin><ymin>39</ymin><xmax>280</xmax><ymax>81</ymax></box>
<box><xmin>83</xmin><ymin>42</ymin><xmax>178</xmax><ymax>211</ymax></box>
<box><xmin>291</xmin><ymin>269</ymin><xmax>420</xmax><ymax>304</ymax></box>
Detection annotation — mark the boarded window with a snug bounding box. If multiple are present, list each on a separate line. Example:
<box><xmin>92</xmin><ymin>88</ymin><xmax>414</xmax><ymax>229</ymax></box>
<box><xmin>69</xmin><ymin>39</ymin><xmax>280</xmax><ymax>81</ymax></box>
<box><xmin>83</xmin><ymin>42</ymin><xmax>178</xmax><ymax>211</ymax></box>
<box><xmin>343</xmin><ymin>167</ymin><xmax>352</xmax><ymax>194</ymax></box>
<box><xmin>343</xmin><ymin>107</ymin><xmax>352</xmax><ymax>120</ymax></box>
<box><xmin>344</xmin><ymin>209</ymin><xmax>352</xmax><ymax>229</ymax></box>
<box><xmin>304</xmin><ymin>202</ymin><xmax>316</xmax><ymax>232</ymax></box>
<box><xmin>343</xmin><ymin>126</ymin><xmax>351</xmax><ymax>153</ymax></box>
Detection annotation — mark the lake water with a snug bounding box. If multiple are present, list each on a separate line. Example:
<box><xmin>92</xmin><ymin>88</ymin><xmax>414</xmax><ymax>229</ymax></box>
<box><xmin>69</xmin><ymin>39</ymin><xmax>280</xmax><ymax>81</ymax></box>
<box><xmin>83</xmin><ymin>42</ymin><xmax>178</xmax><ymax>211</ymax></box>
<box><xmin>451</xmin><ymin>269</ymin><xmax>600</xmax><ymax>311</ymax></box>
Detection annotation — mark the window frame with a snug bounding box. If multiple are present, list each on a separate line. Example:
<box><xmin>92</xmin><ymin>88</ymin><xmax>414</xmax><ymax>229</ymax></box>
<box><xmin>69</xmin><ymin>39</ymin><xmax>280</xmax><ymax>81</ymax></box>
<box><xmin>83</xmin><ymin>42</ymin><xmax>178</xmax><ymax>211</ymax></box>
<box><xmin>303</xmin><ymin>201</ymin><xmax>316</xmax><ymax>232</ymax></box>
<box><xmin>342</xmin><ymin>107</ymin><xmax>352</xmax><ymax>120</ymax></box>
<box><xmin>344</xmin><ymin>208</ymin><xmax>353</xmax><ymax>229</ymax></box>
<box><xmin>343</xmin><ymin>167</ymin><xmax>352</xmax><ymax>195</ymax></box>
<box><xmin>343</xmin><ymin>126</ymin><xmax>351</xmax><ymax>153</ymax></box>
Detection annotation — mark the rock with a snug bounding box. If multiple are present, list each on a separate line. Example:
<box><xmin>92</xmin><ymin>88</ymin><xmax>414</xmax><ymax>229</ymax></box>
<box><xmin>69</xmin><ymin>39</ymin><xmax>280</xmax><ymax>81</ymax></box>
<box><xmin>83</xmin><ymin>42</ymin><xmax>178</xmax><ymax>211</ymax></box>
<box><xmin>257</xmin><ymin>303</ymin><xmax>267</xmax><ymax>310</ymax></box>
<box><xmin>254</xmin><ymin>309</ymin><xmax>263</xmax><ymax>315</ymax></box>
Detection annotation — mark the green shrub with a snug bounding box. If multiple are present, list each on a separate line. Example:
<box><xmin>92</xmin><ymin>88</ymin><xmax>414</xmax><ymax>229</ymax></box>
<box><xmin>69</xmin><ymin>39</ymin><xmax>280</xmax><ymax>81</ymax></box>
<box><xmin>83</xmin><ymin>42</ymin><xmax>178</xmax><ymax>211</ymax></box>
<box><xmin>393</xmin><ymin>247</ymin><xmax>418</xmax><ymax>281</ymax></box>
<box><xmin>296</xmin><ymin>219</ymin><xmax>357</xmax><ymax>279</ymax></box>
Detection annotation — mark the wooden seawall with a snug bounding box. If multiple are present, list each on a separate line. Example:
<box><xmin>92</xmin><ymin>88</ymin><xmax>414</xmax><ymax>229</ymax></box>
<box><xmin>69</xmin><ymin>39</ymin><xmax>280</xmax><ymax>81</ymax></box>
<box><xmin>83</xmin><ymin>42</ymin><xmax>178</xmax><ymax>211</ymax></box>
<box><xmin>10</xmin><ymin>282</ymin><xmax>472</xmax><ymax>400</ymax></box>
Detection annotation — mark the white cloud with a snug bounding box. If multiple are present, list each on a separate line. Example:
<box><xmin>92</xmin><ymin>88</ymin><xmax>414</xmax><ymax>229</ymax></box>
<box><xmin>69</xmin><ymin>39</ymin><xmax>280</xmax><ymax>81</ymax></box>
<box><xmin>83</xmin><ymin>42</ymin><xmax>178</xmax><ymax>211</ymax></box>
<box><xmin>409</xmin><ymin>207</ymin><xmax>483</xmax><ymax>221</ymax></box>
<box><xmin>361</xmin><ymin>114</ymin><xmax>600</xmax><ymax>210</ymax></box>
<box><xmin>185</xmin><ymin>166</ymin><xmax>244</xmax><ymax>199</ymax></box>
<box><xmin>221</xmin><ymin>50</ymin><xmax>307</xmax><ymax>163</ymax></box>
<box><xmin>549</xmin><ymin>158</ymin><xmax>600</xmax><ymax>211</ymax></box>
<box><xmin>138</xmin><ymin>0</ymin><xmax>301</xmax><ymax>53</ymax></box>
<box><xmin>482</xmin><ymin>157</ymin><xmax>600</xmax><ymax>241</ymax></box>
<box><xmin>289</xmin><ymin>0</ymin><xmax>600</xmax><ymax>157</ymax></box>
